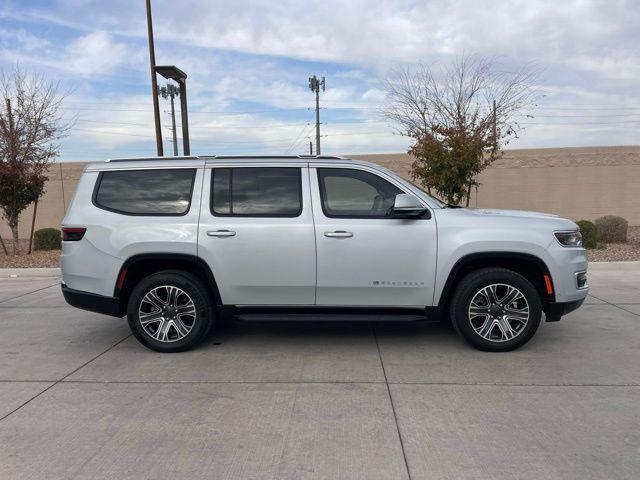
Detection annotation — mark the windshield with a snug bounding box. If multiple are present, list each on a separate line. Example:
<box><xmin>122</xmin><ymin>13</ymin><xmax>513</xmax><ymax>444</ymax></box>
<box><xmin>368</xmin><ymin>164</ymin><xmax>447</xmax><ymax>208</ymax></box>
<box><xmin>408</xmin><ymin>182</ymin><xmax>446</xmax><ymax>207</ymax></box>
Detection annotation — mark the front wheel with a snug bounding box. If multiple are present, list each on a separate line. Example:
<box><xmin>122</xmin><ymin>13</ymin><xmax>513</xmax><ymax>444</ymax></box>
<box><xmin>449</xmin><ymin>268</ymin><xmax>542</xmax><ymax>352</ymax></box>
<box><xmin>127</xmin><ymin>270</ymin><xmax>213</xmax><ymax>352</ymax></box>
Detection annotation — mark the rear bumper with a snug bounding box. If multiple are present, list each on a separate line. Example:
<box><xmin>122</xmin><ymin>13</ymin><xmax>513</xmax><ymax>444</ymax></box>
<box><xmin>545</xmin><ymin>298</ymin><xmax>585</xmax><ymax>322</ymax></box>
<box><xmin>61</xmin><ymin>284</ymin><xmax>123</xmax><ymax>318</ymax></box>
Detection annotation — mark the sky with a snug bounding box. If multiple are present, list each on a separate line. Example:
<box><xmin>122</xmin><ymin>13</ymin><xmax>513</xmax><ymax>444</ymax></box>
<box><xmin>0</xmin><ymin>0</ymin><xmax>638</xmax><ymax>161</ymax></box>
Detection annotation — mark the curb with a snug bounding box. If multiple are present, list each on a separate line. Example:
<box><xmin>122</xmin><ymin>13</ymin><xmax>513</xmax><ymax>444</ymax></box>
<box><xmin>588</xmin><ymin>261</ymin><xmax>640</xmax><ymax>272</ymax></box>
<box><xmin>0</xmin><ymin>268</ymin><xmax>61</xmax><ymax>278</ymax></box>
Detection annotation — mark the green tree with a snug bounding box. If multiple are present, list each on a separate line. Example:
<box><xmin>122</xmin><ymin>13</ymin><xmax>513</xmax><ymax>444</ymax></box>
<box><xmin>0</xmin><ymin>67</ymin><xmax>68</xmax><ymax>253</ymax></box>
<box><xmin>383</xmin><ymin>56</ymin><xmax>538</xmax><ymax>205</ymax></box>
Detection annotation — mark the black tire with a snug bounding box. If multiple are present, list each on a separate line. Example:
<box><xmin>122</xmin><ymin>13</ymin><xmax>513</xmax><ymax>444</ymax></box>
<box><xmin>449</xmin><ymin>268</ymin><xmax>542</xmax><ymax>352</ymax></box>
<box><xmin>127</xmin><ymin>270</ymin><xmax>214</xmax><ymax>352</ymax></box>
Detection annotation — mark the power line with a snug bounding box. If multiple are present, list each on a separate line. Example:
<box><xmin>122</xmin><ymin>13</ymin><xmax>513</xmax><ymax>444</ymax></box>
<box><xmin>72</xmin><ymin>128</ymin><xmax>153</xmax><ymax>138</ymax></box>
<box><xmin>67</xmin><ymin>131</ymin><xmax>292</xmax><ymax>146</ymax></box>
<box><xmin>66</xmin><ymin>113</ymin><xmax>640</xmax><ymax>129</ymax></box>
<box><xmin>60</xmin><ymin>106</ymin><xmax>315</xmax><ymax>114</ymax></box>
<box><xmin>69</xmin><ymin>117</ymin><xmax>389</xmax><ymax>130</ymax></box>
<box><xmin>520</xmin><ymin>121</ymin><xmax>640</xmax><ymax>125</ymax></box>
<box><xmin>284</xmin><ymin>113</ymin><xmax>315</xmax><ymax>154</ymax></box>
<box><xmin>527</xmin><ymin>114</ymin><xmax>640</xmax><ymax>118</ymax></box>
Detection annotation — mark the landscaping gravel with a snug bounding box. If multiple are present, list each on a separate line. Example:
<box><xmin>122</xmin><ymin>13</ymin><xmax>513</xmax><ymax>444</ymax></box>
<box><xmin>0</xmin><ymin>249</ymin><xmax>60</xmax><ymax>268</ymax></box>
<box><xmin>0</xmin><ymin>239</ymin><xmax>60</xmax><ymax>268</ymax></box>
<box><xmin>588</xmin><ymin>226</ymin><xmax>640</xmax><ymax>262</ymax></box>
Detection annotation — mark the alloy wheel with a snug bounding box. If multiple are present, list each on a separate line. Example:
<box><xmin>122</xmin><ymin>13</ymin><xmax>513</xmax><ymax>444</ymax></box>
<box><xmin>138</xmin><ymin>285</ymin><xmax>197</xmax><ymax>343</ymax></box>
<box><xmin>467</xmin><ymin>283</ymin><xmax>530</xmax><ymax>342</ymax></box>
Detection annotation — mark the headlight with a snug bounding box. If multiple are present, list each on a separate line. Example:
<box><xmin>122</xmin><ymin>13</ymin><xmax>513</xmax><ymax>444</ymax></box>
<box><xmin>554</xmin><ymin>231</ymin><xmax>582</xmax><ymax>247</ymax></box>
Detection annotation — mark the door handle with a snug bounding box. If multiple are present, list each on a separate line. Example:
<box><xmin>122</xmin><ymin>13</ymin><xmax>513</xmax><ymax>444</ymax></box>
<box><xmin>207</xmin><ymin>229</ymin><xmax>236</xmax><ymax>237</ymax></box>
<box><xmin>324</xmin><ymin>230</ymin><xmax>353</xmax><ymax>238</ymax></box>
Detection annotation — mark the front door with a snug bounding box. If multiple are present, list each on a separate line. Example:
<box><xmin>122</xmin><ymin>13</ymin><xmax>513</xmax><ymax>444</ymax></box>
<box><xmin>310</xmin><ymin>165</ymin><xmax>437</xmax><ymax>307</ymax></box>
<box><xmin>198</xmin><ymin>164</ymin><xmax>316</xmax><ymax>305</ymax></box>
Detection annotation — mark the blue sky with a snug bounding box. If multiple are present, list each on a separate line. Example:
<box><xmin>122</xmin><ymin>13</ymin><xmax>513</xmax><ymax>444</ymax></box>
<box><xmin>1</xmin><ymin>0</ymin><xmax>639</xmax><ymax>161</ymax></box>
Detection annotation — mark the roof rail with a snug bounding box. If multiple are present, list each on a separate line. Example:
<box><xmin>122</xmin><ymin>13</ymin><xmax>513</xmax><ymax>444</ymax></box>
<box><xmin>105</xmin><ymin>154</ymin><xmax>348</xmax><ymax>162</ymax></box>
<box><xmin>106</xmin><ymin>156</ymin><xmax>199</xmax><ymax>162</ymax></box>
<box><xmin>204</xmin><ymin>155</ymin><xmax>346</xmax><ymax>160</ymax></box>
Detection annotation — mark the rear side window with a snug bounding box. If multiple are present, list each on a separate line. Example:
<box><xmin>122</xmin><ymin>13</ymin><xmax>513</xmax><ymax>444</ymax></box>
<box><xmin>94</xmin><ymin>169</ymin><xmax>196</xmax><ymax>215</ymax></box>
<box><xmin>211</xmin><ymin>167</ymin><xmax>302</xmax><ymax>217</ymax></box>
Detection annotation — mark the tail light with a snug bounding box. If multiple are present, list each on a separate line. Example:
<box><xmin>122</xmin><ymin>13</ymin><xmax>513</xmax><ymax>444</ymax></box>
<box><xmin>62</xmin><ymin>227</ymin><xmax>86</xmax><ymax>241</ymax></box>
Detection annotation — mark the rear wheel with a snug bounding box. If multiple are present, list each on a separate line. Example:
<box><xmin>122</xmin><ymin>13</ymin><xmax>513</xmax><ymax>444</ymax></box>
<box><xmin>449</xmin><ymin>268</ymin><xmax>542</xmax><ymax>351</ymax></box>
<box><xmin>127</xmin><ymin>270</ymin><xmax>213</xmax><ymax>352</ymax></box>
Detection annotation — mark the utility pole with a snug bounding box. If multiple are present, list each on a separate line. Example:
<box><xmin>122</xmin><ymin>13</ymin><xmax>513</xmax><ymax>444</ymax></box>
<box><xmin>492</xmin><ymin>99</ymin><xmax>497</xmax><ymax>149</ymax></box>
<box><xmin>308</xmin><ymin>75</ymin><xmax>325</xmax><ymax>155</ymax></box>
<box><xmin>159</xmin><ymin>84</ymin><xmax>180</xmax><ymax>156</ymax></box>
<box><xmin>59</xmin><ymin>162</ymin><xmax>66</xmax><ymax>213</ymax></box>
<box><xmin>146</xmin><ymin>0</ymin><xmax>163</xmax><ymax>156</ymax></box>
<box><xmin>27</xmin><ymin>200</ymin><xmax>37</xmax><ymax>255</ymax></box>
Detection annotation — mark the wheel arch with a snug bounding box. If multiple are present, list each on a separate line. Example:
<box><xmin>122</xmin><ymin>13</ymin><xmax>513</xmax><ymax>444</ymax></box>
<box><xmin>437</xmin><ymin>252</ymin><xmax>555</xmax><ymax>309</ymax></box>
<box><xmin>114</xmin><ymin>253</ymin><xmax>222</xmax><ymax>314</ymax></box>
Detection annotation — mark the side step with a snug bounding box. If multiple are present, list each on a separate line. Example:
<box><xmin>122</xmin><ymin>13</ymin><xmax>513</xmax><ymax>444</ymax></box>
<box><xmin>236</xmin><ymin>313</ymin><xmax>428</xmax><ymax>322</ymax></box>
<box><xmin>230</xmin><ymin>306</ymin><xmax>441</xmax><ymax>323</ymax></box>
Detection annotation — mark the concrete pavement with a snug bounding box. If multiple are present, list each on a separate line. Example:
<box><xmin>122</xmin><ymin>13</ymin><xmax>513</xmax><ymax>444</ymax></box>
<box><xmin>0</xmin><ymin>264</ymin><xmax>638</xmax><ymax>479</ymax></box>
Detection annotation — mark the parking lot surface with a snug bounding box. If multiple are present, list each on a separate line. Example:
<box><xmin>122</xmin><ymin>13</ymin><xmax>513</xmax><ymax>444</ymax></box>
<box><xmin>0</xmin><ymin>263</ymin><xmax>638</xmax><ymax>479</ymax></box>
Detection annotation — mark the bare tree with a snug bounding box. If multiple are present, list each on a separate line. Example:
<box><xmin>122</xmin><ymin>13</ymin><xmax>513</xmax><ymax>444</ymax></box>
<box><xmin>383</xmin><ymin>56</ymin><xmax>538</xmax><ymax>205</ymax></box>
<box><xmin>0</xmin><ymin>66</ymin><xmax>69</xmax><ymax>254</ymax></box>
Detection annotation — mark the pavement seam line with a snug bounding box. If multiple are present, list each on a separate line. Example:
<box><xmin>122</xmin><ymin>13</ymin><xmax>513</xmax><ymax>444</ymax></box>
<box><xmin>0</xmin><ymin>306</ymin><xmax>79</xmax><ymax>310</ymax></box>
<box><xmin>50</xmin><ymin>380</ymin><xmax>640</xmax><ymax>387</ymax></box>
<box><xmin>373</xmin><ymin>325</ymin><xmax>413</xmax><ymax>480</ymax></box>
<box><xmin>2</xmin><ymin>380</ymin><xmax>638</xmax><ymax>387</ymax></box>
<box><xmin>0</xmin><ymin>333</ymin><xmax>132</xmax><ymax>423</ymax></box>
<box><xmin>587</xmin><ymin>293</ymin><xmax>640</xmax><ymax>317</ymax></box>
<box><xmin>0</xmin><ymin>283</ymin><xmax>59</xmax><ymax>304</ymax></box>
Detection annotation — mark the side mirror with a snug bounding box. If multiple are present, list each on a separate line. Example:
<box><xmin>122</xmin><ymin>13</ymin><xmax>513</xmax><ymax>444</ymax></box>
<box><xmin>393</xmin><ymin>194</ymin><xmax>430</xmax><ymax>218</ymax></box>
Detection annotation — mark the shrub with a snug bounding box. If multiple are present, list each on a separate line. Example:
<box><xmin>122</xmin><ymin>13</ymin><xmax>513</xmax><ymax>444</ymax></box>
<box><xmin>33</xmin><ymin>228</ymin><xmax>61</xmax><ymax>251</ymax></box>
<box><xmin>576</xmin><ymin>220</ymin><xmax>597</xmax><ymax>249</ymax></box>
<box><xmin>595</xmin><ymin>215</ymin><xmax>628</xmax><ymax>243</ymax></box>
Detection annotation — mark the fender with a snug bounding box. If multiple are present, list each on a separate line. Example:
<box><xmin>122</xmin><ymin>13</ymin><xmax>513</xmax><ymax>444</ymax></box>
<box><xmin>114</xmin><ymin>253</ymin><xmax>223</xmax><ymax>308</ymax></box>
<box><xmin>437</xmin><ymin>251</ymin><xmax>554</xmax><ymax>307</ymax></box>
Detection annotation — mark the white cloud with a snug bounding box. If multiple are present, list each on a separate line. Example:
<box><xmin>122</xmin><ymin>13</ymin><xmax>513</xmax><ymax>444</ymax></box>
<box><xmin>571</xmin><ymin>52</ymin><xmax>640</xmax><ymax>81</ymax></box>
<box><xmin>3</xmin><ymin>0</ymin><xmax>639</xmax><ymax>158</ymax></box>
<box><xmin>0</xmin><ymin>27</ymin><xmax>49</xmax><ymax>50</ymax></box>
<box><xmin>7</xmin><ymin>0</ymin><xmax>635</xmax><ymax>66</ymax></box>
<box><xmin>65</xmin><ymin>31</ymin><xmax>127</xmax><ymax>76</ymax></box>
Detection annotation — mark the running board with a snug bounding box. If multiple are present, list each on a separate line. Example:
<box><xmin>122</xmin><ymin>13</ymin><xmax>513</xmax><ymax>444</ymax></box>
<box><xmin>236</xmin><ymin>313</ymin><xmax>428</xmax><ymax>322</ymax></box>
<box><xmin>229</xmin><ymin>306</ymin><xmax>440</xmax><ymax>323</ymax></box>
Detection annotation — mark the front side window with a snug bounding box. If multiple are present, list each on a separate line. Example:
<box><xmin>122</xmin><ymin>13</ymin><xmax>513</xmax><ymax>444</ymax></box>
<box><xmin>318</xmin><ymin>168</ymin><xmax>403</xmax><ymax>218</ymax></box>
<box><xmin>211</xmin><ymin>167</ymin><xmax>302</xmax><ymax>216</ymax></box>
<box><xmin>94</xmin><ymin>168</ymin><xmax>196</xmax><ymax>215</ymax></box>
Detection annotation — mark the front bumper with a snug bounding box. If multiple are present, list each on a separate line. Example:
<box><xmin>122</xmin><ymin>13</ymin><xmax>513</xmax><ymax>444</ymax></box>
<box><xmin>545</xmin><ymin>243</ymin><xmax>589</xmax><ymax>303</ymax></box>
<box><xmin>545</xmin><ymin>298</ymin><xmax>585</xmax><ymax>322</ymax></box>
<box><xmin>61</xmin><ymin>284</ymin><xmax>123</xmax><ymax>318</ymax></box>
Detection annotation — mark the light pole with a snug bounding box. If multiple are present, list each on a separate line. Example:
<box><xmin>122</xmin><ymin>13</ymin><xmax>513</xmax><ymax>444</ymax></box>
<box><xmin>145</xmin><ymin>0</ymin><xmax>163</xmax><ymax>156</ymax></box>
<box><xmin>154</xmin><ymin>66</ymin><xmax>191</xmax><ymax>155</ymax></box>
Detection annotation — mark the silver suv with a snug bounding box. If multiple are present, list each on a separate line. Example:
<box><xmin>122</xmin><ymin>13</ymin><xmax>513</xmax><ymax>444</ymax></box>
<box><xmin>61</xmin><ymin>155</ymin><xmax>588</xmax><ymax>352</ymax></box>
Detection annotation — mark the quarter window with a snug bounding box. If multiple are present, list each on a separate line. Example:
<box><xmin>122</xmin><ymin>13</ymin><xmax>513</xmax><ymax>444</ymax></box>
<box><xmin>317</xmin><ymin>168</ymin><xmax>403</xmax><ymax>218</ymax></box>
<box><xmin>94</xmin><ymin>169</ymin><xmax>196</xmax><ymax>215</ymax></box>
<box><xmin>211</xmin><ymin>167</ymin><xmax>302</xmax><ymax>216</ymax></box>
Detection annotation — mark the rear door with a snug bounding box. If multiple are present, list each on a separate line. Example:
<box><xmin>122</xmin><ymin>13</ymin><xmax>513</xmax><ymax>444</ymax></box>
<box><xmin>310</xmin><ymin>164</ymin><xmax>437</xmax><ymax>307</ymax></box>
<box><xmin>198</xmin><ymin>162</ymin><xmax>316</xmax><ymax>305</ymax></box>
